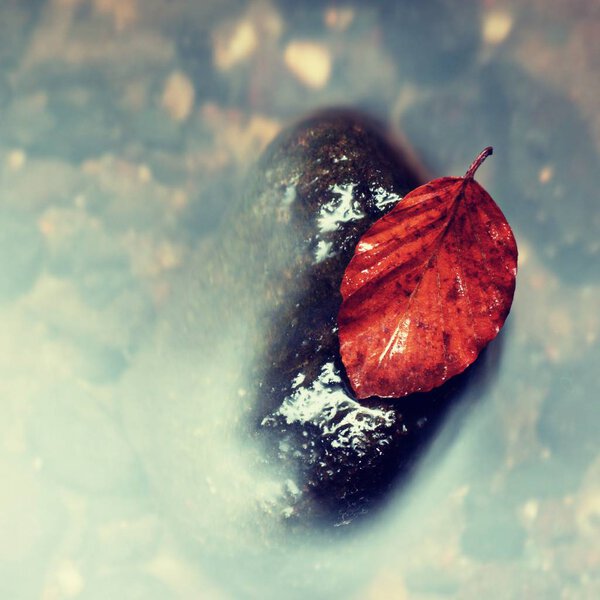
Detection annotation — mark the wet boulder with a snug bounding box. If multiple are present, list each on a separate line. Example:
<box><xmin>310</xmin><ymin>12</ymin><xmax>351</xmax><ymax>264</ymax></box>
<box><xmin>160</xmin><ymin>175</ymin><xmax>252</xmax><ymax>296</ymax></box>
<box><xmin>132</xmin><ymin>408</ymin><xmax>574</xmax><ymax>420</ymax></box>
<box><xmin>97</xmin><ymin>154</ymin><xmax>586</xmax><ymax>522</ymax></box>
<box><xmin>121</xmin><ymin>110</ymin><xmax>490</xmax><ymax>596</ymax></box>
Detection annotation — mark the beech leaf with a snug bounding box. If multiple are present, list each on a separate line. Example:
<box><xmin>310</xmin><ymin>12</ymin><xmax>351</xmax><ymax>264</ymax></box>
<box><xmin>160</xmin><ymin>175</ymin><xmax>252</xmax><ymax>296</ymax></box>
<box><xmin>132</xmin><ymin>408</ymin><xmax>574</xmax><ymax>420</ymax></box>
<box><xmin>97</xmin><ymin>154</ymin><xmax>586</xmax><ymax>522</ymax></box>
<box><xmin>337</xmin><ymin>147</ymin><xmax>518</xmax><ymax>399</ymax></box>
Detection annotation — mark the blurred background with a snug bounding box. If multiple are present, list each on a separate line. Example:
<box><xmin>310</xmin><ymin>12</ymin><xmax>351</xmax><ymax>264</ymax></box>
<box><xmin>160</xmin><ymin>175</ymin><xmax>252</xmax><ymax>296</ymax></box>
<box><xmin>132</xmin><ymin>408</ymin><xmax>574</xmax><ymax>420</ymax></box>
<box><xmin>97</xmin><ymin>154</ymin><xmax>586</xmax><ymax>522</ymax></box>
<box><xmin>0</xmin><ymin>0</ymin><xmax>598</xmax><ymax>598</ymax></box>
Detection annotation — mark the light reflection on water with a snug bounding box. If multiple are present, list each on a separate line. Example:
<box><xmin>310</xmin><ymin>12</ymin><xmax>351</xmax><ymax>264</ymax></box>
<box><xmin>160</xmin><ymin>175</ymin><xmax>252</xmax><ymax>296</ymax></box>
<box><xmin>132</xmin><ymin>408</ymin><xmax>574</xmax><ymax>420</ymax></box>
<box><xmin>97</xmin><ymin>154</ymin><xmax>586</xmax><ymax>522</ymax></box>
<box><xmin>0</xmin><ymin>1</ymin><xmax>598</xmax><ymax>598</ymax></box>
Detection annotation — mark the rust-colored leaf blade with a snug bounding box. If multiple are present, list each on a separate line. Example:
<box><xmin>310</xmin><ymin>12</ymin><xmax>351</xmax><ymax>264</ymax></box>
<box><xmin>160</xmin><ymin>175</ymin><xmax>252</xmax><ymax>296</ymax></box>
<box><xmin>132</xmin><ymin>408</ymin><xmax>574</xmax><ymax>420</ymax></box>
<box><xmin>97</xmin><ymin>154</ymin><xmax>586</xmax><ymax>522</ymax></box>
<box><xmin>338</xmin><ymin>151</ymin><xmax>518</xmax><ymax>399</ymax></box>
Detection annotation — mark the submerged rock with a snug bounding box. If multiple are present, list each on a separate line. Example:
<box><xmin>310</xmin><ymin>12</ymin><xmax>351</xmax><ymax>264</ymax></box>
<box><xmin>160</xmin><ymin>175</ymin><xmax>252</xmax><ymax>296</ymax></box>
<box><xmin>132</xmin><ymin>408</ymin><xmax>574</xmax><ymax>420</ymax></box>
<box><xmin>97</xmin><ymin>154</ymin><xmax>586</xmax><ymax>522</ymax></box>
<box><xmin>122</xmin><ymin>109</ymin><xmax>492</xmax><ymax>595</ymax></box>
<box><xmin>243</xmin><ymin>110</ymin><xmax>493</xmax><ymax>525</ymax></box>
<box><xmin>242</xmin><ymin>110</ymin><xmax>439</xmax><ymax>524</ymax></box>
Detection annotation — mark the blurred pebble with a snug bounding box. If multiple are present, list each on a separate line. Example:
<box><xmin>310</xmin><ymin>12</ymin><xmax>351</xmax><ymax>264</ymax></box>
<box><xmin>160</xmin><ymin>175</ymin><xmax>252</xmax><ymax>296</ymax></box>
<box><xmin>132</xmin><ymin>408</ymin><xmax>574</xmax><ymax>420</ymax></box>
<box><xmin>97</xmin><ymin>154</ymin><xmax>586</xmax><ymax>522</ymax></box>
<box><xmin>161</xmin><ymin>70</ymin><xmax>195</xmax><ymax>122</ymax></box>
<box><xmin>482</xmin><ymin>9</ymin><xmax>514</xmax><ymax>45</ymax></box>
<box><xmin>324</xmin><ymin>7</ymin><xmax>355</xmax><ymax>31</ymax></box>
<box><xmin>521</xmin><ymin>498</ymin><xmax>539</xmax><ymax>523</ymax></box>
<box><xmin>92</xmin><ymin>0</ymin><xmax>138</xmax><ymax>32</ymax></box>
<box><xmin>284</xmin><ymin>40</ymin><xmax>332</xmax><ymax>89</ymax></box>
<box><xmin>22</xmin><ymin>7</ymin><xmax>173</xmax><ymax>72</ymax></box>
<box><xmin>137</xmin><ymin>164</ymin><xmax>152</xmax><ymax>183</ymax></box>
<box><xmin>54</xmin><ymin>559</ymin><xmax>85</xmax><ymax>598</ymax></box>
<box><xmin>199</xmin><ymin>103</ymin><xmax>281</xmax><ymax>165</ymax></box>
<box><xmin>538</xmin><ymin>165</ymin><xmax>554</xmax><ymax>184</ymax></box>
<box><xmin>213</xmin><ymin>19</ymin><xmax>258</xmax><ymax>71</ymax></box>
<box><xmin>6</xmin><ymin>148</ymin><xmax>26</xmax><ymax>170</ymax></box>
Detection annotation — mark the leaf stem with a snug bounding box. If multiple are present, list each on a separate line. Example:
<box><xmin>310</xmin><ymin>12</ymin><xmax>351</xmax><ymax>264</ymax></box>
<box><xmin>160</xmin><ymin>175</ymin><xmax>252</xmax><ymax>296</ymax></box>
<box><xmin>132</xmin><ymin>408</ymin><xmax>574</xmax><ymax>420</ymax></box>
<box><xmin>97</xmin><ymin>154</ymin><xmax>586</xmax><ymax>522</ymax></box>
<box><xmin>465</xmin><ymin>146</ymin><xmax>493</xmax><ymax>179</ymax></box>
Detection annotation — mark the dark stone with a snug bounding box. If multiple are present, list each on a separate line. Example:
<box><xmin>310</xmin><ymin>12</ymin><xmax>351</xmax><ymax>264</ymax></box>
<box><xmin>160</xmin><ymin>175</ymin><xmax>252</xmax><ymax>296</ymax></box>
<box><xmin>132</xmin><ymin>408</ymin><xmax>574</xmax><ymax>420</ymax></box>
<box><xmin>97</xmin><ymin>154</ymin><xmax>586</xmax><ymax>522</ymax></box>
<box><xmin>121</xmin><ymin>111</ymin><xmax>499</xmax><ymax>592</ymax></box>
<box><xmin>241</xmin><ymin>109</ymin><xmax>493</xmax><ymax>525</ymax></box>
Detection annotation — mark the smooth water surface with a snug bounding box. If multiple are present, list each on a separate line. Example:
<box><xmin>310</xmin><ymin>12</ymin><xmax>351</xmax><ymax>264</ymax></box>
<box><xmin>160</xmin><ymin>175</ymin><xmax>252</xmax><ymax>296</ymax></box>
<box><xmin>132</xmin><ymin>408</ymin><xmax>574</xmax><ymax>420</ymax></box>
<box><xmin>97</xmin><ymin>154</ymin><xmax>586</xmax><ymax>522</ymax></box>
<box><xmin>1</xmin><ymin>1</ymin><xmax>598</xmax><ymax>598</ymax></box>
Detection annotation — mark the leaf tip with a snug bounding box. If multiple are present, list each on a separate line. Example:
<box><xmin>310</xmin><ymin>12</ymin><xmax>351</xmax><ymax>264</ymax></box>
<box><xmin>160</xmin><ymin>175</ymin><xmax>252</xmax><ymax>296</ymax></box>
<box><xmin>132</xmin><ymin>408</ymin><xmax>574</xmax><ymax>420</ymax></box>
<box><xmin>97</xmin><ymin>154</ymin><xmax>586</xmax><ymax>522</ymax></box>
<box><xmin>465</xmin><ymin>146</ymin><xmax>493</xmax><ymax>179</ymax></box>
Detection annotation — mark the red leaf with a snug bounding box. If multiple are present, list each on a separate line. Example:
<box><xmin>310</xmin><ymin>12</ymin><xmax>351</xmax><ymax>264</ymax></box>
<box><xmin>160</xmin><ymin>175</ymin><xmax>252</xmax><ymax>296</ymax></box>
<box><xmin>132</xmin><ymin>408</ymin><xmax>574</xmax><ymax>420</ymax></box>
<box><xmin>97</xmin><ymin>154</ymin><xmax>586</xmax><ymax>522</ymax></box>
<box><xmin>337</xmin><ymin>147</ymin><xmax>518</xmax><ymax>399</ymax></box>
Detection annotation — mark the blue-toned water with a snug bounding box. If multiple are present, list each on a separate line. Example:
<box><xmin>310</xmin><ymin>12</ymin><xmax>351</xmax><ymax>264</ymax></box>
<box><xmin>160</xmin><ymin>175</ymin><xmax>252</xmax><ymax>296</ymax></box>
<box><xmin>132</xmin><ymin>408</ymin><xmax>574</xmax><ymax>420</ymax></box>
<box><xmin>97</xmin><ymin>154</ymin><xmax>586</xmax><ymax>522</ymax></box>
<box><xmin>1</xmin><ymin>1</ymin><xmax>598</xmax><ymax>598</ymax></box>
